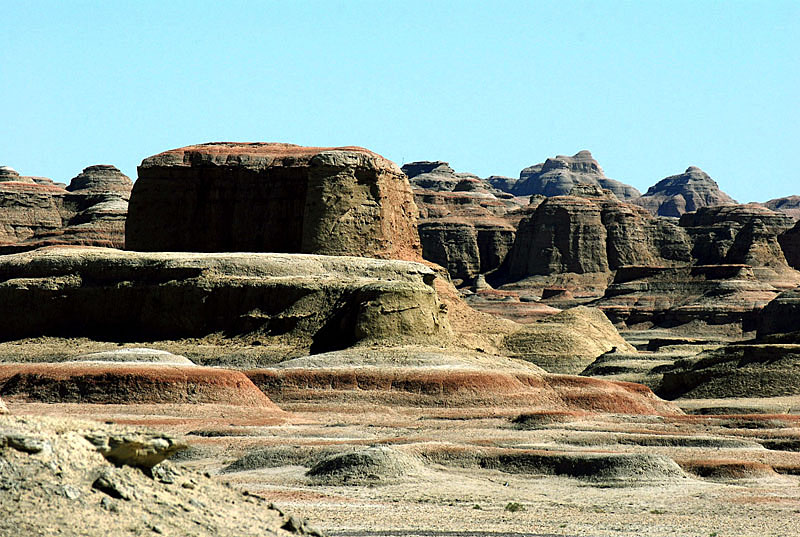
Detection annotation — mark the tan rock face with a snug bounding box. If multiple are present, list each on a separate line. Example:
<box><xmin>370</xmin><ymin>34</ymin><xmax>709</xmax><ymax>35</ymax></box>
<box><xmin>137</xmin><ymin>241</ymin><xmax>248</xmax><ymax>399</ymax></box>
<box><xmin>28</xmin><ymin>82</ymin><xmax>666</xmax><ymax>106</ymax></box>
<box><xmin>0</xmin><ymin>247</ymin><xmax>449</xmax><ymax>349</ymax></box>
<box><xmin>126</xmin><ymin>142</ymin><xmax>421</xmax><ymax>261</ymax></box>
<box><xmin>679</xmin><ymin>204</ymin><xmax>794</xmax><ymax>269</ymax></box>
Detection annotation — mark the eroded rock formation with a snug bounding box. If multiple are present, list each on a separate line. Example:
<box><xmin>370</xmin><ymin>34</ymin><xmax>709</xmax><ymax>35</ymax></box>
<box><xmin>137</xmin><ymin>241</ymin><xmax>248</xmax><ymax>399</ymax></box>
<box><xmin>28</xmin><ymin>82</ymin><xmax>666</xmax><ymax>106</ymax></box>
<box><xmin>506</xmin><ymin>150</ymin><xmax>641</xmax><ymax>200</ymax></box>
<box><xmin>407</xmin><ymin>160</ymin><xmax>522</xmax><ymax>281</ymax></box>
<box><xmin>505</xmin><ymin>186</ymin><xmax>690</xmax><ymax>280</ymax></box>
<box><xmin>0</xmin><ymin>247</ymin><xmax>450</xmax><ymax>349</ymax></box>
<box><xmin>126</xmin><ymin>143</ymin><xmax>421</xmax><ymax>260</ymax></box>
<box><xmin>779</xmin><ymin>220</ymin><xmax>800</xmax><ymax>269</ymax></box>
<box><xmin>633</xmin><ymin>166</ymin><xmax>736</xmax><ymax>217</ymax></box>
<box><xmin>763</xmin><ymin>195</ymin><xmax>800</xmax><ymax>221</ymax></box>
<box><xmin>0</xmin><ymin>165</ymin><xmax>131</xmax><ymax>252</ymax></box>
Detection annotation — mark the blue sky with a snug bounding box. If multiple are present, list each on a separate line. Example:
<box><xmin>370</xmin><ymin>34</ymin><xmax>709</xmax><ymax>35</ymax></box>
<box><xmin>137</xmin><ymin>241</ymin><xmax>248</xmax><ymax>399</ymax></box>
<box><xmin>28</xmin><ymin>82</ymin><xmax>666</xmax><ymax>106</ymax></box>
<box><xmin>2</xmin><ymin>1</ymin><xmax>798</xmax><ymax>202</ymax></box>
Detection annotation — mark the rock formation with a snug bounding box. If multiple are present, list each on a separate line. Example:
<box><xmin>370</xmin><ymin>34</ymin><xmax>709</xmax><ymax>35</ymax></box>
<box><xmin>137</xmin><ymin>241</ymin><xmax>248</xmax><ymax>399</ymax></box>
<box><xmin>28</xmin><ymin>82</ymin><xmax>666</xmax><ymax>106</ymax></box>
<box><xmin>763</xmin><ymin>195</ymin><xmax>800</xmax><ymax>221</ymax></box>
<box><xmin>503</xmin><ymin>151</ymin><xmax>641</xmax><ymax>200</ymax></box>
<box><xmin>504</xmin><ymin>186</ymin><xmax>691</xmax><ymax>280</ymax></box>
<box><xmin>0</xmin><ymin>415</ymin><xmax>321</xmax><ymax>537</ymax></box>
<box><xmin>757</xmin><ymin>287</ymin><xmax>800</xmax><ymax>340</ymax></box>
<box><xmin>596</xmin><ymin>265</ymin><xmax>780</xmax><ymax>332</ymax></box>
<box><xmin>0</xmin><ymin>164</ymin><xmax>131</xmax><ymax>252</ymax></box>
<box><xmin>126</xmin><ymin>143</ymin><xmax>421</xmax><ymax>261</ymax></box>
<box><xmin>679</xmin><ymin>204</ymin><xmax>795</xmax><ymax>283</ymax></box>
<box><xmin>0</xmin><ymin>247</ymin><xmax>449</xmax><ymax>349</ymax></box>
<box><xmin>632</xmin><ymin>166</ymin><xmax>736</xmax><ymax>217</ymax></box>
<box><xmin>407</xmin><ymin>160</ymin><xmax>522</xmax><ymax>282</ymax></box>
<box><xmin>779</xmin><ymin>220</ymin><xmax>800</xmax><ymax>269</ymax></box>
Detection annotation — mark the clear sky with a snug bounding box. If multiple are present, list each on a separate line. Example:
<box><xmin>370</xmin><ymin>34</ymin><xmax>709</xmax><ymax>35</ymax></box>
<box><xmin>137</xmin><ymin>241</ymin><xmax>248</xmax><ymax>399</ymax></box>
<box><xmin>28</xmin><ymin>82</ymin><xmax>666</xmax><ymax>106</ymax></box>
<box><xmin>2</xmin><ymin>0</ymin><xmax>798</xmax><ymax>202</ymax></box>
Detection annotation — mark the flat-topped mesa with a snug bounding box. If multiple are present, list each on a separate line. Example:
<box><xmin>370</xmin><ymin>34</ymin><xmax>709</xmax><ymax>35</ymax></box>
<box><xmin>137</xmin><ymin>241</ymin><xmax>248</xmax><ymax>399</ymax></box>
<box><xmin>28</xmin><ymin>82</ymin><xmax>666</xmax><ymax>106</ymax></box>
<box><xmin>632</xmin><ymin>166</ymin><xmax>737</xmax><ymax>217</ymax></box>
<box><xmin>503</xmin><ymin>150</ymin><xmax>641</xmax><ymax>200</ymax></box>
<box><xmin>126</xmin><ymin>142</ymin><xmax>421</xmax><ymax>261</ymax></box>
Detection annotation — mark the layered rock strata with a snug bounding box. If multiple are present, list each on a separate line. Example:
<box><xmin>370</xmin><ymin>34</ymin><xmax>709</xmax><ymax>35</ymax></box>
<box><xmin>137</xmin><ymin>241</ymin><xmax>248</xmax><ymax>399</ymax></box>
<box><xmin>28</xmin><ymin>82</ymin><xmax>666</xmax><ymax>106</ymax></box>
<box><xmin>763</xmin><ymin>195</ymin><xmax>800</xmax><ymax>221</ymax></box>
<box><xmin>0</xmin><ymin>247</ymin><xmax>450</xmax><ymax>349</ymax></box>
<box><xmin>0</xmin><ymin>165</ymin><xmax>131</xmax><ymax>252</ymax></box>
<box><xmin>407</xmin><ymin>160</ymin><xmax>522</xmax><ymax>281</ymax></box>
<box><xmin>595</xmin><ymin>265</ymin><xmax>780</xmax><ymax>332</ymax></box>
<box><xmin>757</xmin><ymin>287</ymin><xmax>800</xmax><ymax>340</ymax></box>
<box><xmin>126</xmin><ymin>143</ymin><xmax>421</xmax><ymax>260</ymax></box>
<box><xmin>505</xmin><ymin>150</ymin><xmax>641</xmax><ymax>200</ymax></box>
<box><xmin>505</xmin><ymin>186</ymin><xmax>691</xmax><ymax>280</ymax></box>
<box><xmin>632</xmin><ymin>166</ymin><xmax>736</xmax><ymax>217</ymax></box>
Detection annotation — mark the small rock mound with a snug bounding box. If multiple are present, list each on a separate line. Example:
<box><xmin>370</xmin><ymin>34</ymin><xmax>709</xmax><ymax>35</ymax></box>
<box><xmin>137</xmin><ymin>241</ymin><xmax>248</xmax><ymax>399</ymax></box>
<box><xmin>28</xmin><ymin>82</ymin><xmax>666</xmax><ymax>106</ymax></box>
<box><xmin>66</xmin><ymin>165</ymin><xmax>133</xmax><ymax>196</ymax></box>
<box><xmin>306</xmin><ymin>446</ymin><xmax>424</xmax><ymax>484</ymax></box>
<box><xmin>679</xmin><ymin>459</ymin><xmax>778</xmax><ymax>482</ymax></box>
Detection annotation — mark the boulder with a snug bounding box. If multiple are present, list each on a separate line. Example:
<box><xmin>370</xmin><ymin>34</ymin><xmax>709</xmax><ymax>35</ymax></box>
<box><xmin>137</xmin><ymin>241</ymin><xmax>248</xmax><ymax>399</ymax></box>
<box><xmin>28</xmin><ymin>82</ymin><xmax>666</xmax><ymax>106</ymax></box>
<box><xmin>0</xmin><ymin>247</ymin><xmax>449</xmax><ymax>349</ymax></box>
<box><xmin>126</xmin><ymin>142</ymin><xmax>421</xmax><ymax>261</ymax></box>
<box><xmin>505</xmin><ymin>150</ymin><xmax>641</xmax><ymax>200</ymax></box>
<box><xmin>632</xmin><ymin>166</ymin><xmax>736</xmax><ymax>217</ymax></box>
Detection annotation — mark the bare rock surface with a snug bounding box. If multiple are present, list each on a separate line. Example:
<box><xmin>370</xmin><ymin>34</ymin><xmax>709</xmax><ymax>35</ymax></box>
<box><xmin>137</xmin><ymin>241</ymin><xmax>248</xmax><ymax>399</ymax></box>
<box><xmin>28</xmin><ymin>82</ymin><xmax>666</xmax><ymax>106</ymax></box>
<box><xmin>657</xmin><ymin>344</ymin><xmax>800</xmax><ymax>399</ymax></box>
<box><xmin>505</xmin><ymin>150</ymin><xmax>641</xmax><ymax>200</ymax></box>
<box><xmin>0</xmin><ymin>415</ymin><xmax>324</xmax><ymax>537</ymax></box>
<box><xmin>500</xmin><ymin>306</ymin><xmax>635</xmax><ymax>373</ymax></box>
<box><xmin>779</xmin><ymin>220</ymin><xmax>800</xmax><ymax>269</ymax></box>
<box><xmin>73</xmin><ymin>348</ymin><xmax>194</xmax><ymax>365</ymax></box>
<box><xmin>596</xmin><ymin>264</ymin><xmax>783</xmax><ymax>332</ymax></box>
<box><xmin>757</xmin><ymin>287</ymin><xmax>800</xmax><ymax>340</ymax></box>
<box><xmin>0</xmin><ymin>362</ymin><xmax>277</xmax><ymax>406</ymax></box>
<box><xmin>504</xmin><ymin>188</ymin><xmax>691</xmax><ymax>280</ymax></box>
<box><xmin>632</xmin><ymin>166</ymin><xmax>736</xmax><ymax>217</ymax></box>
<box><xmin>409</xmin><ymin>160</ymin><xmax>522</xmax><ymax>282</ymax></box>
<box><xmin>0</xmin><ymin>247</ymin><xmax>449</xmax><ymax>348</ymax></box>
<box><xmin>763</xmin><ymin>195</ymin><xmax>800</xmax><ymax>221</ymax></box>
<box><xmin>127</xmin><ymin>143</ymin><xmax>421</xmax><ymax>261</ymax></box>
<box><xmin>0</xmin><ymin>164</ymin><xmax>131</xmax><ymax>252</ymax></box>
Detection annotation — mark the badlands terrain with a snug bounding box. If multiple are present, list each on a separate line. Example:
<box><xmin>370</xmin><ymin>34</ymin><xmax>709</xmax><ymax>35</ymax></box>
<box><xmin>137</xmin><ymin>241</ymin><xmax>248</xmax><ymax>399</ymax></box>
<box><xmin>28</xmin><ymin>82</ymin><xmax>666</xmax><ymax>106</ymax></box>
<box><xmin>2</xmin><ymin>144</ymin><xmax>800</xmax><ymax>537</ymax></box>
